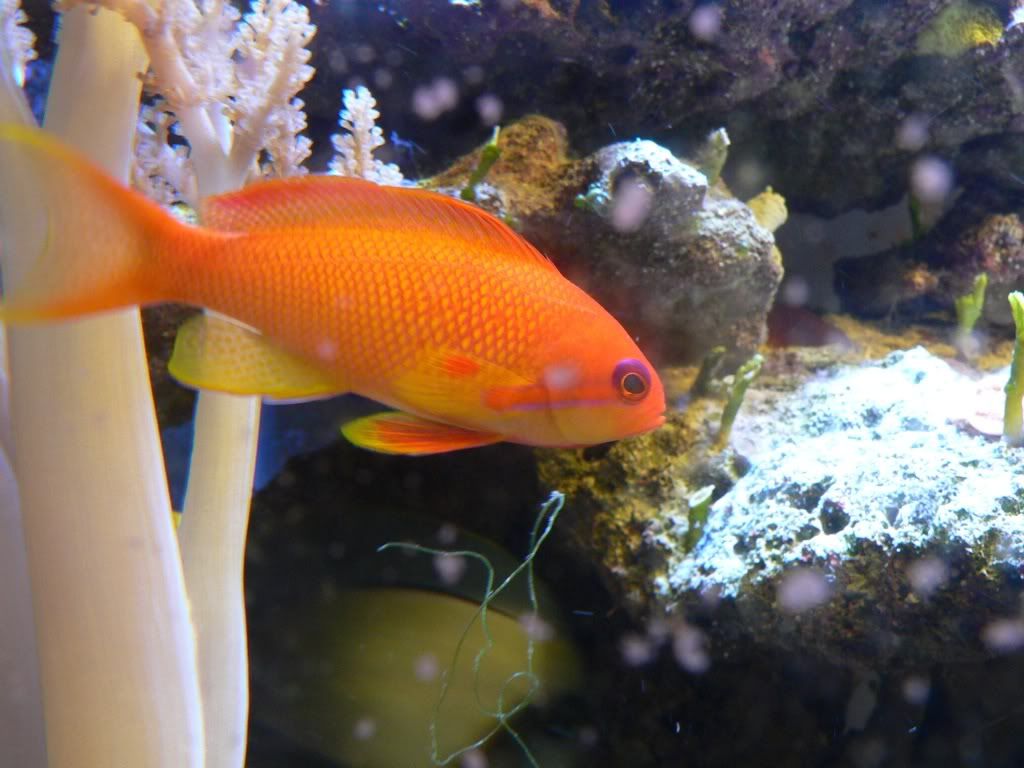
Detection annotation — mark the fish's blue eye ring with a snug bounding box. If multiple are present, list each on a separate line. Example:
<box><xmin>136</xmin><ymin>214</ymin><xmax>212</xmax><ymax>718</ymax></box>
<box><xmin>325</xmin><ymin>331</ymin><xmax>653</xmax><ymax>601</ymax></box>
<box><xmin>613</xmin><ymin>359</ymin><xmax>651</xmax><ymax>403</ymax></box>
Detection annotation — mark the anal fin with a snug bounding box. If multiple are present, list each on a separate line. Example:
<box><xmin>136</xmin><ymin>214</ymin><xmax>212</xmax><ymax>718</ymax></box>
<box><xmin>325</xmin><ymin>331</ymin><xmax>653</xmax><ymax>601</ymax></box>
<box><xmin>168</xmin><ymin>313</ymin><xmax>343</xmax><ymax>400</ymax></box>
<box><xmin>341</xmin><ymin>411</ymin><xmax>502</xmax><ymax>455</ymax></box>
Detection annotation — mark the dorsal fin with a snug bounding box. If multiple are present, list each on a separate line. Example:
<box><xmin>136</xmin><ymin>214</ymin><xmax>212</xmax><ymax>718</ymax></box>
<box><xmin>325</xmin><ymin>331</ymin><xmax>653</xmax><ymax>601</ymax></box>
<box><xmin>200</xmin><ymin>176</ymin><xmax>557</xmax><ymax>272</ymax></box>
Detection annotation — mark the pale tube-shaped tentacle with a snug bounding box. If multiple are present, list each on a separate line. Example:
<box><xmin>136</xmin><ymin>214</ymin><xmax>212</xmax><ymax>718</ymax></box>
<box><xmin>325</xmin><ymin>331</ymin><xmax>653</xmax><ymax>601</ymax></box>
<box><xmin>0</xmin><ymin>7</ymin><xmax>204</xmax><ymax>766</ymax></box>
<box><xmin>178</xmin><ymin>107</ymin><xmax>262</xmax><ymax>768</ymax></box>
<box><xmin>0</xmin><ymin>354</ymin><xmax>46</xmax><ymax>766</ymax></box>
<box><xmin>0</xmin><ymin>25</ymin><xmax>49</xmax><ymax>768</ymax></box>
<box><xmin>178</xmin><ymin>390</ymin><xmax>260</xmax><ymax>768</ymax></box>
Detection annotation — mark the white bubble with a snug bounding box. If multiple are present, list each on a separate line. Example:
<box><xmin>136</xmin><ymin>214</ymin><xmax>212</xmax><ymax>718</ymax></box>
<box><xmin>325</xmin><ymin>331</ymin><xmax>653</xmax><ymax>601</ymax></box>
<box><xmin>352</xmin><ymin>716</ymin><xmax>376</xmax><ymax>741</ymax></box>
<box><xmin>543</xmin><ymin>362</ymin><xmax>580</xmax><ymax>390</ymax></box>
<box><xmin>781</xmin><ymin>276</ymin><xmax>810</xmax><ymax>306</ymax></box>
<box><xmin>436</xmin><ymin>522</ymin><xmax>458</xmax><ymax>546</ymax></box>
<box><xmin>315</xmin><ymin>338</ymin><xmax>338</xmax><ymax>362</ymax></box>
<box><xmin>896</xmin><ymin>115</ymin><xmax>929</xmax><ymax>152</ymax></box>
<box><xmin>982</xmin><ymin>618</ymin><xmax>1024</xmax><ymax>653</ymax></box>
<box><xmin>671</xmin><ymin>623</ymin><xmax>710</xmax><ymax>674</ymax></box>
<box><xmin>801</xmin><ymin>218</ymin><xmax>827</xmax><ymax>245</ymax></box>
<box><xmin>433</xmin><ymin>553</ymin><xmax>467</xmax><ymax>585</ymax></box>
<box><xmin>910</xmin><ymin>156</ymin><xmax>953</xmax><ymax>204</ymax></box>
<box><xmin>578</xmin><ymin>725</ymin><xmax>599</xmax><ymax>747</ymax></box>
<box><xmin>906</xmin><ymin>556</ymin><xmax>948</xmax><ymax>599</ymax></box>
<box><xmin>689</xmin><ymin>4</ymin><xmax>723</xmax><ymax>42</ymax></box>
<box><xmin>734</xmin><ymin>159</ymin><xmax>766</xmax><ymax>192</ymax></box>
<box><xmin>413</xmin><ymin>86</ymin><xmax>445</xmax><ymax>121</ymax></box>
<box><xmin>901</xmin><ymin>675</ymin><xmax>930</xmax><ymax>706</ymax></box>
<box><xmin>463</xmin><ymin>64</ymin><xmax>485</xmax><ymax>85</ymax></box>
<box><xmin>620</xmin><ymin>632</ymin><xmax>656</xmax><ymax>666</ymax></box>
<box><xmin>328</xmin><ymin>49</ymin><xmax>348</xmax><ymax>74</ymax></box>
<box><xmin>476</xmin><ymin>93</ymin><xmax>504</xmax><ymax>126</ymax></box>
<box><xmin>777</xmin><ymin>568</ymin><xmax>831</xmax><ymax>614</ymax></box>
<box><xmin>518</xmin><ymin>613</ymin><xmax>555</xmax><ymax>642</ymax></box>
<box><xmin>610</xmin><ymin>176</ymin><xmax>654</xmax><ymax>233</ymax></box>
<box><xmin>354</xmin><ymin>44</ymin><xmax>376</xmax><ymax>64</ymax></box>
<box><xmin>414</xmin><ymin>653</ymin><xmax>440</xmax><ymax>682</ymax></box>
<box><xmin>433</xmin><ymin>77</ymin><xmax>459</xmax><ymax>110</ymax></box>
<box><xmin>412</xmin><ymin>77</ymin><xmax>460</xmax><ymax>121</ymax></box>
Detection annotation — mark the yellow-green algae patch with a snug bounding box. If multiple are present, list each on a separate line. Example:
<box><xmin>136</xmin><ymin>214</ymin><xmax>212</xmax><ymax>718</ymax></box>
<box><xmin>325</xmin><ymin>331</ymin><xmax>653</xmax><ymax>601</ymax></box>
<box><xmin>916</xmin><ymin>1</ymin><xmax>1003</xmax><ymax>57</ymax></box>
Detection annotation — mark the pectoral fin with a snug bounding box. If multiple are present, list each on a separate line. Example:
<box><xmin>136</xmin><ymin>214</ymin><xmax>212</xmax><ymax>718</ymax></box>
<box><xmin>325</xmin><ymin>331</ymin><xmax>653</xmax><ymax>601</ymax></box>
<box><xmin>169</xmin><ymin>313</ymin><xmax>344</xmax><ymax>399</ymax></box>
<box><xmin>341</xmin><ymin>412</ymin><xmax>502</xmax><ymax>455</ymax></box>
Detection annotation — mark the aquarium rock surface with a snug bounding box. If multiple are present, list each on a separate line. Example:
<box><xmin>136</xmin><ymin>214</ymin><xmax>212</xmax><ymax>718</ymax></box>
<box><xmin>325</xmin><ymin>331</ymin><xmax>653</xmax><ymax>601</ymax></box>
<box><xmin>430</xmin><ymin>116</ymin><xmax>783</xmax><ymax>363</ymax></box>
<box><xmin>660</xmin><ymin>347</ymin><xmax>1024</xmax><ymax>665</ymax></box>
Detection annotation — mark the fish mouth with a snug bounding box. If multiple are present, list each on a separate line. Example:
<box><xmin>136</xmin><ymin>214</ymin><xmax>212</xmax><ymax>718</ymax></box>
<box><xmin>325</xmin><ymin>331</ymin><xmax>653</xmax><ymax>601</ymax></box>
<box><xmin>622</xmin><ymin>410</ymin><xmax>665</xmax><ymax>438</ymax></box>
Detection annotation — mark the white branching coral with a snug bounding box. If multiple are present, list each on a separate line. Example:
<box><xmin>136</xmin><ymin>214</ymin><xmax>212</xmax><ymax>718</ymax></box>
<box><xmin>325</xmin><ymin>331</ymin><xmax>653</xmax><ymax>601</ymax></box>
<box><xmin>0</xmin><ymin>0</ymin><xmax>36</xmax><ymax>87</ymax></box>
<box><xmin>330</xmin><ymin>85</ymin><xmax>404</xmax><ymax>185</ymax></box>
<box><xmin>233</xmin><ymin>0</ymin><xmax>315</xmax><ymax>179</ymax></box>
<box><xmin>133</xmin><ymin>102</ymin><xmax>199</xmax><ymax>206</ymax></box>
<box><xmin>58</xmin><ymin>0</ymin><xmax>316</xmax><ymax>194</ymax></box>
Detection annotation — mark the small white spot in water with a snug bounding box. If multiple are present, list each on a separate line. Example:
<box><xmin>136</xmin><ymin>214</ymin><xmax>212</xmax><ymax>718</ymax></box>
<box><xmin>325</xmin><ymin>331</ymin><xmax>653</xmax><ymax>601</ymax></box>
<box><xmin>354</xmin><ymin>44</ymin><xmax>376</xmax><ymax>64</ymax></box>
<box><xmin>672</xmin><ymin>623</ymin><xmax>710</xmax><ymax>674</ymax></box>
<box><xmin>543</xmin><ymin>363</ymin><xmax>579</xmax><ymax>390</ymax></box>
<box><xmin>463</xmin><ymin>64</ymin><xmax>485</xmax><ymax>85</ymax></box>
<box><xmin>982</xmin><ymin>618</ymin><xmax>1024</xmax><ymax>653</ymax></box>
<box><xmin>646</xmin><ymin>618</ymin><xmax>670</xmax><ymax>643</ymax></box>
<box><xmin>901</xmin><ymin>675</ymin><xmax>930</xmax><ymax>706</ymax></box>
<box><xmin>777</xmin><ymin>568</ymin><xmax>831</xmax><ymax>614</ymax></box>
<box><xmin>414</xmin><ymin>653</ymin><xmax>440</xmax><ymax>682</ymax></box>
<box><xmin>352</xmin><ymin>717</ymin><xmax>376</xmax><ymax>741</ymax></box>
<box><xmin>374</xmin><ymin>68</ymin><xmax>393</xmax><ymax>89</ymax></box>
<box><xmin>413</xmin><ymin>77</ymin><xmax>459</xmax><ymax>121</ymax></box>
<box><xmin>734</xmin><ymin>159</ymin><xmax>766</xmax><ymax>193</ymax></box>
<box><xmin>689</xmin><ymin>4</ymin><xmax>723</xmax><ymax>42</ymax></box>
<box><xmin>328</xmin><ymin>49</ymin><xmax>348</xmax><ymax>73</ymax></box>
<box><xmin>476</xmin><ymin>93</ymin><xmax>504</xmax><ymax>126</ymax></box>
<box><xmin>436</xmin><ymin>523</ymin><xmax>458</xmax><ymax>546</ymax></box>
<box><xmin>460</xmin><ymin>749</ymin><xmax>488</xmax><ymax>768</ymax></box>
<box><xmin>578</xmin><ymin>725</ymin><xmax>599</xmax><ymax>747</ymax></box>
<box><xmin>906</xmin><ymin>556</ymin><xmax>949</xmax><ymax>599</ymax></box>
<box><xmin>781</xmin><ymin>276</ymin><xmax>810</xmax><ymax>306</ymax></box>
<box><xmin>316</xmin><ymin>339</ymin><xmax>338</xmax><ymax>362</ymax></box>
<box><xmin>620</xmin><ymin>632</ymin><xmax>656</xmax><ymax>666</ymax></box>
<box><xmin>611</xmin><ymin>176</ymin><xmax>654</xmax><ymax>233</ymax></box>
<box><xmin>896</xmin><ymin>115</ymin><xmax>929</xmax><ymax>152</ymax></box>
<box><xmin>433</xmin><ymin>78</ymin><xmax>459</xmax><ymax>110</ymax></box>
<box><xmin>518</xmin><ymin>613</ymin><xmax>555</xmax><ymax>642</ymax></box>
<box><xmin>433</xmin><ymin>553</ymin><xmax>467</xmax><ymax>585</ymax></box>
<box><xmin>910</xmin><ymin>156</ymin><xmax>953</xmax><ymax>204</ymax></box>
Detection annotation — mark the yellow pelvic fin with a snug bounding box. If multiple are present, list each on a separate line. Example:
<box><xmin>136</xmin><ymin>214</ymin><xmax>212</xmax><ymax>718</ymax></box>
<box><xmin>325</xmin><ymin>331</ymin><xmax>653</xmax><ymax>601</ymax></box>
<box><xmin>341</xmin><ymin>411</ymin><xmax>503</xmax><ymax>455</ymax></box>
<box><xmin>168</xmin><ymin>313</ymin><xmax>344</xmax><ymax>399</ymax></box>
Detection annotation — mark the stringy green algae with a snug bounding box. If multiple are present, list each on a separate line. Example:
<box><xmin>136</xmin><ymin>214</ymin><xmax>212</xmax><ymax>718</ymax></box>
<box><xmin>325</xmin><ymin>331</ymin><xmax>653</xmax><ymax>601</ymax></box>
<box><xmin>379</xmin><ymin>491</ymin><xmax>565</xmax><ymax>767</ymax></box>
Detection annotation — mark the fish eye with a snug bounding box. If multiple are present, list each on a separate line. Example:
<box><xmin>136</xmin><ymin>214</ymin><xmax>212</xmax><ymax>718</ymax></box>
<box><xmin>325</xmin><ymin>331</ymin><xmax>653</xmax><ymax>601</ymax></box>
<box><xmin>612</xmin><ymin>359</ymin><xmax>651</xmax><ymax>403</ymax></box>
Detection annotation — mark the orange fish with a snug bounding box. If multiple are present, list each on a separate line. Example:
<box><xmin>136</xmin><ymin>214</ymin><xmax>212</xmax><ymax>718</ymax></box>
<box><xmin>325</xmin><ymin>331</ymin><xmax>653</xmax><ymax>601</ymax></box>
<box><xmin>0</xmin><ymin>125</ymin><xmax>665</xmax><ymax>454</ymax></box>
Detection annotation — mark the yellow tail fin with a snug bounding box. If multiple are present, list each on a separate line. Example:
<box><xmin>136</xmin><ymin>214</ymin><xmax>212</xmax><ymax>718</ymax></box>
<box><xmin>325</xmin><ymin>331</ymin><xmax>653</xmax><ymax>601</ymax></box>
<box><xmin>0</xmin><ymin>124</ymin><xmax>188</xmax><ymax>323</ymax></box>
